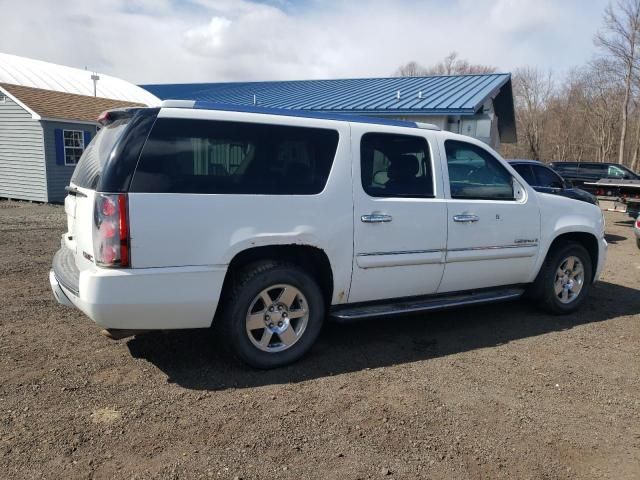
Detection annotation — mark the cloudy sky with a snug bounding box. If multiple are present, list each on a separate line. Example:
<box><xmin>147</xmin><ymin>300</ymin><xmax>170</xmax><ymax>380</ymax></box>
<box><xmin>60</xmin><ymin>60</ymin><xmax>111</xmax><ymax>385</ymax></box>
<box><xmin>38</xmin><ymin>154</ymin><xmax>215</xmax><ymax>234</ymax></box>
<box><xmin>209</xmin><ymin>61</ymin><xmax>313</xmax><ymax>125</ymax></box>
<box><xmin>0</xmin><ymin>0</ymin><xmax>610</xmax><ymax>84</ymax></box>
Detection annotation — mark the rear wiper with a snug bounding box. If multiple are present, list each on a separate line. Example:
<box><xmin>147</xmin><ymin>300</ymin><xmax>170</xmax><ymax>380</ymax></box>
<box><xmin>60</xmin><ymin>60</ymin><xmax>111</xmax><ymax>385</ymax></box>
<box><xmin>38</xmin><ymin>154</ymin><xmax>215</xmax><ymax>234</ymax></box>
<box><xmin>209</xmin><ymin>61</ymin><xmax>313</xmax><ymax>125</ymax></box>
<box><xmin>65</xmin><ymin>186</ymin><xmax>87</xmax><ymax>198</ymax></box>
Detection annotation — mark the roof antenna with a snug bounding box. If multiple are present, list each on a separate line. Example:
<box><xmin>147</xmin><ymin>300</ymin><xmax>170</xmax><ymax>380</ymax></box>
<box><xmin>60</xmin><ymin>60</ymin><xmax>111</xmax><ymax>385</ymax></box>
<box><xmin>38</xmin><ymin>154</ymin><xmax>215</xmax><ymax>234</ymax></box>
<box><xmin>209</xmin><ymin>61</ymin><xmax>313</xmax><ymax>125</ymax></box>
<box><xmin>253</xmin><ymin>94</ymin><xmax>257</xmax><ymax>105</ymax></box>
<box><xmin>396</xmin><ymin>90</ymin><xmax>401</xmax><ymax>100</ymax></box>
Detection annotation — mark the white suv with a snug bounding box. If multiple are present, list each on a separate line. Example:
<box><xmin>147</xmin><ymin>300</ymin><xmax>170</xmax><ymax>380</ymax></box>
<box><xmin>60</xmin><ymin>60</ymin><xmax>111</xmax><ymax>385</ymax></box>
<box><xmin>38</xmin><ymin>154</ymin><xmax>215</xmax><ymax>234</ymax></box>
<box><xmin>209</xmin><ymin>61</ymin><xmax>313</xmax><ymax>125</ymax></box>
<box><xmin>50</xmin><ymin>102</ymin><xmax>607</xmax><ymax>368</ymax></box>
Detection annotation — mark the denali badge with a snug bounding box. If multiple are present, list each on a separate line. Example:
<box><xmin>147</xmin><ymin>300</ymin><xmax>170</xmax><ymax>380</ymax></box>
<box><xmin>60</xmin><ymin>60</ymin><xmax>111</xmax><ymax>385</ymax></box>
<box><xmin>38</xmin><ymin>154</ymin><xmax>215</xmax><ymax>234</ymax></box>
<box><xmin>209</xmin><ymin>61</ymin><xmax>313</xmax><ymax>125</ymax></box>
<box><xmin>514</xmin><ymin>238</ymin><xmax>538</xmax><ymax>244</ymax></box>
<box><xmin>83</xmin><ymin>251</ymin><xmax>94</xmax><ymax>262</ymax></box>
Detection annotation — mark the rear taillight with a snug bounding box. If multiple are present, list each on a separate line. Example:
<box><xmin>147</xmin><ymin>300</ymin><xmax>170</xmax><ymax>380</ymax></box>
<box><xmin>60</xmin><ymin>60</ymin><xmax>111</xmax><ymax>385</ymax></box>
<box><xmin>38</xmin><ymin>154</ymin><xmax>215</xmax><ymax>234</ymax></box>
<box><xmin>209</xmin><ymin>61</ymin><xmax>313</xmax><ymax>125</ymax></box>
<box><xmin>636</xmin><ymin>218</ymin><xmax>640</xmax><ymax>228</ymax></box>
<box><xmin>93</xmin><ymin>193</ymin><xmax>130</xmax><ymax>267</ymax></box>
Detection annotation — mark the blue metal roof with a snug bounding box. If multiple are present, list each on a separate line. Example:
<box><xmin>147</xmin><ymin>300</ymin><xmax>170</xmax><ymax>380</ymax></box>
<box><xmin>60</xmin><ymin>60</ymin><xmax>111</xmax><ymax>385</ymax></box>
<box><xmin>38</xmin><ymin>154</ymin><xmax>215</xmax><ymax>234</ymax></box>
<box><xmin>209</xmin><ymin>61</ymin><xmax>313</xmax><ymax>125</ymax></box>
<box><xmin>142</xmin><ymin>74</ymin><xmax>516</xmax><ymax>141</ymax></box>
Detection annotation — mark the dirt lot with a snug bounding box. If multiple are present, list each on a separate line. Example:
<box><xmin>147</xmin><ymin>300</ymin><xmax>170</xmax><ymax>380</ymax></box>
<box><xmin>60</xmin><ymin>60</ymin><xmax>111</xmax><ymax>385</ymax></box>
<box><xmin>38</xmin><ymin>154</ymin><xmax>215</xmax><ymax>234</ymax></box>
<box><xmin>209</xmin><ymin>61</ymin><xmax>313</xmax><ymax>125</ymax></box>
<box><xmin>0</xmin><ymin>200</ymin><xmax>638</xmax><ymax>480</ymax></box>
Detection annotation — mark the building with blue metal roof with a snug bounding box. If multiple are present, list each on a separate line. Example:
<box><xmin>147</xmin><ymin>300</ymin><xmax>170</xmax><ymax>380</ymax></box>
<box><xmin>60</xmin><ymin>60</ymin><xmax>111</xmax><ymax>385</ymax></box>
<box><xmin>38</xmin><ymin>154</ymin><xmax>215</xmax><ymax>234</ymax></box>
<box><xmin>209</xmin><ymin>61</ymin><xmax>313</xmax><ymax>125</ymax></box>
<box><xmin>143</xmin><ymin>74</ymin><xmax>515</xmax><ymax>148</ymax></box>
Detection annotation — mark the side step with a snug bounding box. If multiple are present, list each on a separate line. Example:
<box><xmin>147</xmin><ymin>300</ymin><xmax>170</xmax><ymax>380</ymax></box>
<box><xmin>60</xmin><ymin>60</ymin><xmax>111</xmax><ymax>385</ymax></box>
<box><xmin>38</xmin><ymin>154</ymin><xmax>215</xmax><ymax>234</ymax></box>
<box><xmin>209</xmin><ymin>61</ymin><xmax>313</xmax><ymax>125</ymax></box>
<box><xmin>330</xmin><ymin>287</ymin><xmax>525</xmax><ymax>322</ymax></box>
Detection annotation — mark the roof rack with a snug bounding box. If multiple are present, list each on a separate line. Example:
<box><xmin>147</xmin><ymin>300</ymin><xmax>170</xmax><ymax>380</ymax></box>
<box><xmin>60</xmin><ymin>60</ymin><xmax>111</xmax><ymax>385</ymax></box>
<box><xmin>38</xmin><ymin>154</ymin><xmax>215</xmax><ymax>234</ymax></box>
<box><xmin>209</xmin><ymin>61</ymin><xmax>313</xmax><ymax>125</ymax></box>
<box><xmin>415</xmin><ymin>122</ymin><xmax>441</xmax><ymax>131</ymax></box>
<box><xmin>159</xmin><ymin>99</ymin><xmax>442</xmax><ymax>130</ymax></box>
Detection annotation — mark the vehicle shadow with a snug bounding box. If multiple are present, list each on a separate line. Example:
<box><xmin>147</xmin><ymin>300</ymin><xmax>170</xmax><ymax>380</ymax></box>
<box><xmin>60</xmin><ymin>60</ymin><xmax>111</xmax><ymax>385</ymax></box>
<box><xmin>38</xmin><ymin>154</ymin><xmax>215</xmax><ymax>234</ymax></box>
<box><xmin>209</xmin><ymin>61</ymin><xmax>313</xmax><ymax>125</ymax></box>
<box><xmin>605</xmin><ymin>233</ymin><xmax>627</xmax><ymax>244</ymax></box>
<box><xmin>613</xmin><ymin>220</ymin><xmax>635</xmax><ymax>226</ymax></box>
<box><xmin>127</xmin><ymin>281</ymin><xmax>640</xmax><ymax>391</ymax></box>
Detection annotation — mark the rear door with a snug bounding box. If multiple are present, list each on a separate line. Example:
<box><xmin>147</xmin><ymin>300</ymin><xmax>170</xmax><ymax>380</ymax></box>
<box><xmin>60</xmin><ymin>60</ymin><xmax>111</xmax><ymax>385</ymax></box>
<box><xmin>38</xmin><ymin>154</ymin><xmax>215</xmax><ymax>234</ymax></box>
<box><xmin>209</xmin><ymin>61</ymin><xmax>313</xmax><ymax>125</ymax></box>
<box><xmin>349</xmin><ymin>125</ymin><xmax>447</xmax><ymax>303</ymax></box>
<box><xmin>439</xmin><ymin>138</ymin><xmax>540</xmax><ymax>293</ymax></box>
<box><xmin>65</xmin><ymin>116</ymin><xmax>135</xmax><ymax>272</ymax></box>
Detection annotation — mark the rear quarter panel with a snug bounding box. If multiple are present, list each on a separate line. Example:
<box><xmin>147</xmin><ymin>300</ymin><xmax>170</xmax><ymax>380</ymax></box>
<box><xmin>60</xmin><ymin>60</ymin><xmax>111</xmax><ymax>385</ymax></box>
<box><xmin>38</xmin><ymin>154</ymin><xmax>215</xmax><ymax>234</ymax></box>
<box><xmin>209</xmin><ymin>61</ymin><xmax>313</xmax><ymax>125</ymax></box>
<box><xmin>127</xmin><ymin>109</ymin><xmax>354</xmax><ymax>304</ymax></box>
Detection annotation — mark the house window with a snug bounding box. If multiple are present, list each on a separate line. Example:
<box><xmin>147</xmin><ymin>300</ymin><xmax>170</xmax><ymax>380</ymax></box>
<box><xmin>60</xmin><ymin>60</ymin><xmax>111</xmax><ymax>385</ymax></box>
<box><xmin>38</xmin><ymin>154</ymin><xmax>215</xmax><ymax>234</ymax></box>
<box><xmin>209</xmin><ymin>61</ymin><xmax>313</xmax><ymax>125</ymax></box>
<box><xmin>0</xmin><ymin>93</ymin><xmax>6</xmax><ymax>103</ymax></box>
<box><xmin>63</xmin><ymin>130</ymin><xmax>85</xmax><ymax>166</ymax></box>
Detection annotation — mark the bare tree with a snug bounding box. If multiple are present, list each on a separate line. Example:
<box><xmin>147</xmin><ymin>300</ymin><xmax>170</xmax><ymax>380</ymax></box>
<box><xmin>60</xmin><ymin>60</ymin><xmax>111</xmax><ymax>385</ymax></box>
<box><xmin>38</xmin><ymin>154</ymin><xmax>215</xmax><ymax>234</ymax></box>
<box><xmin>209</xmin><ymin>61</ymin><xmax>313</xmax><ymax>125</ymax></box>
<box><xmin>424</xmin><ymin>52</ymin><xmax>497</xmax><ymax>75</ymax></box>
<box><xmin>512</xmin><ymin>67</ymin><xmax>554</xmax><ymax>160</ymax></box>
<box><xmin>394</xmin><ymin>52</ymin><xmax>496</xmax><ymax>77</ymax></box>
<box><xmin>594</xmin><ymin>0</ymin><xmax>640</xmax><ymax>165</ymax></box>
<box><xmin>394</xmin><ymin>61</ymin><xmax>427</xmax><ymax>77</ymax></box>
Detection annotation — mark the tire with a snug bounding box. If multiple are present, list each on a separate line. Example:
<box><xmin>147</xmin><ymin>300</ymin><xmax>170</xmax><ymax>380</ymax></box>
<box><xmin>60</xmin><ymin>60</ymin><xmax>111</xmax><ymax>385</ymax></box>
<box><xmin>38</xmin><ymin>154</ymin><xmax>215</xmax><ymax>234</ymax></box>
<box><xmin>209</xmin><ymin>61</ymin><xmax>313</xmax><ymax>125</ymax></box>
<box><xmin>530</xmin><ymin>241</ymin><xmax>593</xmax><ymax>314</ymax></box>
<box><xmin>219</xmin><ymin>261</ymin><xmax>325</xmax><ymax>369</ymax></box>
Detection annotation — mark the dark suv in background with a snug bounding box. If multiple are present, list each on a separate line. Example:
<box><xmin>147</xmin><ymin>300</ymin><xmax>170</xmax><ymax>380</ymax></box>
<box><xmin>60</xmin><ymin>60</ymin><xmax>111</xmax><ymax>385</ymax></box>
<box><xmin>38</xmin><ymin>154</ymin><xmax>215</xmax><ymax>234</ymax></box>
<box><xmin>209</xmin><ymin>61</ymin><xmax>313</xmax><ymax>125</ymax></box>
<box><xmin>549</xmin><ymin>161</ymin><xmax>640</xmax><ymax>194</ymax></box>
<box><xmin>508</xmin><ymin>160</ymin><xmax>598</xmax><ymax>205</ymax></box>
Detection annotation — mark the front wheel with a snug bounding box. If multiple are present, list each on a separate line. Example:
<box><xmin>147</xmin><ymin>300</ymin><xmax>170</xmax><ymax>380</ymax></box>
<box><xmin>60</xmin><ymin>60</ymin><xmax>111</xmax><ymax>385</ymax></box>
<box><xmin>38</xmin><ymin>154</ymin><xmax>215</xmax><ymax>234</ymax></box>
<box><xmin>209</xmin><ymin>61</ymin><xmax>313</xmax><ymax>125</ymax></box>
<box><xmin>531</xmin><ymin>242</ymin><xmax>593</xmax><ymax>314</ymax></box>
<box><xmin>220</xmin><ymin>262</ymin><xmax>325</xmax><ymax>368</ymax></box>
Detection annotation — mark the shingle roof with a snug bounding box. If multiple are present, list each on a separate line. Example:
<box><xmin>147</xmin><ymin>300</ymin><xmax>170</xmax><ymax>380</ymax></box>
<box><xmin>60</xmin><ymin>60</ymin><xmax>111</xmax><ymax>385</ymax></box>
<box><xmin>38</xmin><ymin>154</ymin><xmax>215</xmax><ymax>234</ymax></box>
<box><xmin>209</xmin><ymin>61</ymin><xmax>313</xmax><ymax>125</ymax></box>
<box><xmin>142</xmin><ymin>74</ymin><xmax>516</xmax><ymax>142</ymax></box>
<box><xmin>0</xmin><ymin>83</ymin><xmax>144</xmax><ymax>123</ymax></box>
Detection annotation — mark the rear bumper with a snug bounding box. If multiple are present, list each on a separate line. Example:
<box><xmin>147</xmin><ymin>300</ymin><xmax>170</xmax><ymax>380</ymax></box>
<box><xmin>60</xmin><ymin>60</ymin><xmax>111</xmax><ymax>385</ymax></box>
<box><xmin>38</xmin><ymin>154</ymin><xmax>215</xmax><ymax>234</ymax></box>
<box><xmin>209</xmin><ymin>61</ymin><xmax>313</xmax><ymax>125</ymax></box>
<box><xmin>50</xmin><ymin>247</ymin><xmax>227</xmax><ymax>330</ymax></box>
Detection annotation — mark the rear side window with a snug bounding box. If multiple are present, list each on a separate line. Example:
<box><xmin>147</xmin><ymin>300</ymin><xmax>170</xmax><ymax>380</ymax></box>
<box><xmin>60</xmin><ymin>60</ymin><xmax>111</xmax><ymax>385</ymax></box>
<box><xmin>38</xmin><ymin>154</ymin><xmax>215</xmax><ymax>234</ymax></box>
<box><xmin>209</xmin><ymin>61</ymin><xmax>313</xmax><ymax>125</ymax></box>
<box><xmin>360</xmin><ymin>133</ymin><xmax>434</xmax><ymax>198</ymax></box>
<box><xmin>130</xmin><ymin>119</ymin><xmax>339</xmax><ymax>194</ymax></box>
<box><xmin>70</xmin><ymin>118</ymin><xmax>131</xmax><ymax>189</ymax></box>
<box><xmin>580</xmin><ymin>164</ymin><xmax>607</xmax><ymax>173</ymax></box>
<box><xmin>445</xmin><ymin>140</ymin><xmax>513</xmax><ymax>200</ymax></box>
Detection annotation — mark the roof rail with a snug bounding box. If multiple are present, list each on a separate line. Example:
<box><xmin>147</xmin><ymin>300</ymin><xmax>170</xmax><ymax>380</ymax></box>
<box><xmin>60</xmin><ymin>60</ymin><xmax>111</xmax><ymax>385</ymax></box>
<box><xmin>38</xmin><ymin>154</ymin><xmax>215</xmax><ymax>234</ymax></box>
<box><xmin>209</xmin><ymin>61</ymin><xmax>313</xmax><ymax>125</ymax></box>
<box><xmin>415</xmin><ymin>122</ymin><xmax>441</xmax><ymax>131</ymax></box>
<box><xmin>158</xmin><ymin>100</ymin><xmax>441</xmax><ymax>130</ymax></box>
<box><xmin>161</xmin><ymin>99</ymin><xmax>195</xmax><ymax>108</ymax></box>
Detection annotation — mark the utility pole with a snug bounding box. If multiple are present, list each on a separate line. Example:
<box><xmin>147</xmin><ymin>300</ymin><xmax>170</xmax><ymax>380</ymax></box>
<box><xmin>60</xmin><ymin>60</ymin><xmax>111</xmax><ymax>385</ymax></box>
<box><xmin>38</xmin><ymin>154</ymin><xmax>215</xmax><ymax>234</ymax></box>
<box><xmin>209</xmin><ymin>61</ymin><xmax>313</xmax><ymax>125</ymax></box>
<box><xmin>91</xmin><ymin>72</ymin><xmax>100</xmax><ymax>97</ymax></box>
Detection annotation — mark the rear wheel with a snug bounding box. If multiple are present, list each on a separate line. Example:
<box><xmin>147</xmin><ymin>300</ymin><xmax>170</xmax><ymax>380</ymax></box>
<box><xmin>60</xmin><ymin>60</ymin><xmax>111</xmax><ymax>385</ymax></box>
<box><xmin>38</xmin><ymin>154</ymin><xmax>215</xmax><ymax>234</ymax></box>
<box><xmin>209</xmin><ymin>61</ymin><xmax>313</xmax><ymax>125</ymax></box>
<box><xmin>531</xmin><ymin>242</ymin><xmax>593</xmax><ymax>314</ymax></box>
<box><xmin>220</xmin><ymin>261</ymin><xmax>325</xmax><ymax>368</ymax></box>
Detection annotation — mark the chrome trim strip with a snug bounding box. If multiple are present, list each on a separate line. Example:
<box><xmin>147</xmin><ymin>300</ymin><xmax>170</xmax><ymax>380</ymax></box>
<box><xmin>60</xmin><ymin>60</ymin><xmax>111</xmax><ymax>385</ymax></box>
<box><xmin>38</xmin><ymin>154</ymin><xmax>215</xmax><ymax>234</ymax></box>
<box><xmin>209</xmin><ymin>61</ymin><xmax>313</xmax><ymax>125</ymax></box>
<box><xmin>357</xmin><ymin>244</ymin><xmax>538</xmax><ymax>257</ymax></box>
<box><xmin>357</xmin><ymin>249</ymin><xmax>443</xmax><ymax>257</ymax></box>
<box><xmin>447</xmin><ymin>243</ymin><xmax>538</xmax><ymax>252</ymax></box>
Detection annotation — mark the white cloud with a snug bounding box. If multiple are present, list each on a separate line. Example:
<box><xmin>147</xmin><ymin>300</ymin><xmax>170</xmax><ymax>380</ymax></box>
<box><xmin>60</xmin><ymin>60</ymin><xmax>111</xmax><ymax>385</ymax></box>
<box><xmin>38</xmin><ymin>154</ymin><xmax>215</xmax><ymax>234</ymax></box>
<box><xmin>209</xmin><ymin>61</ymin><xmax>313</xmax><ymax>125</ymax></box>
<box><xmin>0</xmin><ymin>0</ymin><xmax>610</xmax><ymax>84</ymax></box>
<box><xmin>490</xmin><ymin>0</ymin><xmax>558</xmax><ymax>32</ymax></box>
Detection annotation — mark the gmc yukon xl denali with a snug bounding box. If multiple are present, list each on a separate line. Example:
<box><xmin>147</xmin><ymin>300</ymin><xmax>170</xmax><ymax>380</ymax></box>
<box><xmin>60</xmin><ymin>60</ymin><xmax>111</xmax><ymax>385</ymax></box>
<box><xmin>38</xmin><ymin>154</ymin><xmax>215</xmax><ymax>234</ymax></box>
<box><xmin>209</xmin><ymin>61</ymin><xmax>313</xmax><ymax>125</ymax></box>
<box><xmin>50</xmin><ymin>102</ymin><xmax>608</xmax><ymax>368</ymax></box>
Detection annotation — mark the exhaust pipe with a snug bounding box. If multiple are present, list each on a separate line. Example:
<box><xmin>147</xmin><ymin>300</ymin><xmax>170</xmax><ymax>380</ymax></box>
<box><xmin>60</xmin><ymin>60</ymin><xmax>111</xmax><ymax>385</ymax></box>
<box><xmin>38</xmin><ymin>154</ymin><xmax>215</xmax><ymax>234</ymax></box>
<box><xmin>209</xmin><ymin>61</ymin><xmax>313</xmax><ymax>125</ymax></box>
<box><xmin>100</xmin><ymin>329</ymin><xmax>148</xmax><ymax>340</ymax></box>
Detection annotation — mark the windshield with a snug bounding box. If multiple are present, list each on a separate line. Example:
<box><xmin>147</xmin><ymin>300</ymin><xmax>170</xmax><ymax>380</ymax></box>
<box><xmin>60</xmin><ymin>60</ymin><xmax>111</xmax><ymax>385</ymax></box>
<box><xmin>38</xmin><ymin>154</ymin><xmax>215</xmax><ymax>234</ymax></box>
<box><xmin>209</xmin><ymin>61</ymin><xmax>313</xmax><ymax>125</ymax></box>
<box><xmin>70</xmin><ymin>118</ymin><xmax>132</xmax><ymax>189</ymax></box>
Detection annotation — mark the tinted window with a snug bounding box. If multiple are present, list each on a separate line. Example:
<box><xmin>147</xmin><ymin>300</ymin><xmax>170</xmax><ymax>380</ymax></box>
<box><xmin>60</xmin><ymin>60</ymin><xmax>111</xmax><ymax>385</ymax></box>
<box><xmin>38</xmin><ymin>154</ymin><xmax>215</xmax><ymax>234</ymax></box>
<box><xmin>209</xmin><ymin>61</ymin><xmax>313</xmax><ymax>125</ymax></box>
<box><xmin>533</xmin><ymin>165</ymin><xmax>564</xmax><ymax>188</ymax></box>
<box><xmin>580</xmin><ymin>164</ymin><xmax>607</xmax><ymax>172</ymax></box>
<box><xmin>360</xmin><ymin>133</ymin><xmax>433</xmax><ymax>198</ymax></box>
<box><xmin>511</xmin><ymin>164</ymin><xmax>535</xmax><ymax>185</ymax></box>
<box><xmin>131</xmin><ymin>119</ymin><xmax>339</xmax><ymax>194</ymax></box>
<box><xmin>445</xmin><ymin>140</ymin><xmax>513</xmax><ymax>200</ymax></box>
<box><xmin>71</xmin><ymin>118</ymin><xmax>131</xmax><ymax>189</ymax></box>
<box><xmin>607</xmin><ymin>165</ymin><xmax>626</xmax><ymax>178</ymax></box>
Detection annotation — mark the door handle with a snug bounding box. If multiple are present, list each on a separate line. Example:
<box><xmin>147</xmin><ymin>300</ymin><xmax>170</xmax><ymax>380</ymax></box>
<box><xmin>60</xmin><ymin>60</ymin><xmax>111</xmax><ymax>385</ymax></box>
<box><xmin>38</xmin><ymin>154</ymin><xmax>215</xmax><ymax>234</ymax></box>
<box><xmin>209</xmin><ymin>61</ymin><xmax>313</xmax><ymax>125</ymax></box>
<box><xmin>361</xmin><ymin>214</ymin><xmax>393</xmax><ymax>223</ymax></box>
<box><xmin>453</xmin><ymin>214</ymin><xmax>479</xmax><ymax>223</ymax></box>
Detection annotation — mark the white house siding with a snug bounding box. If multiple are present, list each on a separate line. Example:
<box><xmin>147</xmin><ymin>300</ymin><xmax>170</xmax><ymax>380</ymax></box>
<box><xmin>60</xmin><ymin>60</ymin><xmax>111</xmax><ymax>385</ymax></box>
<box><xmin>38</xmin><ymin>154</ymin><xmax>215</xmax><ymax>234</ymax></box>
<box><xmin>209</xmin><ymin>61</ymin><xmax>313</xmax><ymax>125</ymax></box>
<box><xmin>42</xmin><ymin>120</ymin><xmax>97</xmax><ymax>203</ymax></box>
<box><xmin>0</xmin><ymin>95</ymin><xmax>46</xmax><ymax>201</ymax></box>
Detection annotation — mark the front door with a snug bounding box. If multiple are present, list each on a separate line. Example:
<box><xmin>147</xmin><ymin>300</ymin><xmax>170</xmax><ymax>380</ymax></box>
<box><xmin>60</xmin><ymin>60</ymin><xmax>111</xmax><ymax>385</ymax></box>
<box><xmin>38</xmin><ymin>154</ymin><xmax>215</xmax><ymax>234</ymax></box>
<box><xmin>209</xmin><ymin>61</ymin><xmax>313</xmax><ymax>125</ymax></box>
<box><xmin>349</xmin><ymin>125</ymin><xmax>447</xmax><ymax>303</ymax></box>
<box><xmin>439</xmin><ymin>139</ymin><xmax>541</xmax><ymax>293</ymax></box>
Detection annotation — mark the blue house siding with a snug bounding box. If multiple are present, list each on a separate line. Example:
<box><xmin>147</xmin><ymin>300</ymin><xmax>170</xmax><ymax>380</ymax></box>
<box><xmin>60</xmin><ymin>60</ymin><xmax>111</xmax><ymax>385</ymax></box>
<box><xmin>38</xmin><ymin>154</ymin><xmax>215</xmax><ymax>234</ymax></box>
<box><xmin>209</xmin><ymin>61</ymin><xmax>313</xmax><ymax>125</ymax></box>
<box><xmin>41</xmin><ymin>120</ymin><xmax>97</xmax><ymax>203</ymax></box>
<box><xmin>0</xmin><ymin>95</ymin><xmax>47</xmax><ymax>202</ymax></box>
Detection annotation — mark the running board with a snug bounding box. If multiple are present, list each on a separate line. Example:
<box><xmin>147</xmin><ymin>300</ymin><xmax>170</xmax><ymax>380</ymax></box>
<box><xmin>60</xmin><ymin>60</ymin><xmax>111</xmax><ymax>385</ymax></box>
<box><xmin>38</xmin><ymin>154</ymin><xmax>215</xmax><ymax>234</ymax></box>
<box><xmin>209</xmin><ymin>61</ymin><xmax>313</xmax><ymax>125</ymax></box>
<box><xmin>330</xmin><ymin>287</ymin><xmax>525</xmax><ymax>322</ymax></box>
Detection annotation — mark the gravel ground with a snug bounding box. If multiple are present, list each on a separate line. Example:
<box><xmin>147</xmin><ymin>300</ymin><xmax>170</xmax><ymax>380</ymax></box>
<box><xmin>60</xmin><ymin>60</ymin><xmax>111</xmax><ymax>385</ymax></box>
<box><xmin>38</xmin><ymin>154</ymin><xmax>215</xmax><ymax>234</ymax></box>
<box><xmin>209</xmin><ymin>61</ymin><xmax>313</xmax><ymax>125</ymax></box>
<box><xmin>0</xmin><ymin>200</ymin><xmax>639</xmax><ymax>480</ymax></box>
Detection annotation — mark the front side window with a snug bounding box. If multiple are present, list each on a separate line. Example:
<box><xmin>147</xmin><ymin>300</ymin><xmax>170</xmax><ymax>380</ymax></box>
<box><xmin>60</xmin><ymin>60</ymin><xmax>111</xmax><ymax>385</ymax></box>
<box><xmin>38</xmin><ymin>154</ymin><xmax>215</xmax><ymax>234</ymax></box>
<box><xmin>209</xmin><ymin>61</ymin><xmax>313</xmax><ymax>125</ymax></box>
<box><xmin>63</xmin><ymin>130</ymin><xmax>85</xmax><ymax>166</ymax></box>
<box><xmin>533</xmin><ymin>166</ymin><xmax>564</xmax><ymax>188</ymax></box>
<box><xmin>360</xmin><ymin>133</ymin><xmax>433</xmax><ymax>198</ymax></box>
<box><xmin>445</xmin><ymin>140</ymin><xmax>514</xmax><ymax>200</ymax></box>
<box><xmin>131</xmin><ymin>119</ymin><xmax>339</xmax><ymax>194</ymax></box>
<box><xmin>607</xmin><ymin>165</ymin><xmax>626</xmax><ymax>178</ymax></box>
<box><xmin>511</xmin><ymin>164</ymin><xmax>535</xmax><ymax>185</ymax></box>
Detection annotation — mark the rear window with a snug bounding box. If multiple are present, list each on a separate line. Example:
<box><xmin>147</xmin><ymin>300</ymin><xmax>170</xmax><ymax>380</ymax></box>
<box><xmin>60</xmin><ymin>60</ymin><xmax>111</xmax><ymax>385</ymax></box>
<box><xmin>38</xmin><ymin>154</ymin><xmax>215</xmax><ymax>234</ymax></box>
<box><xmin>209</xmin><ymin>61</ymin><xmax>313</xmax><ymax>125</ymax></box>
<box><xmin>70</xmin><ymin>118</ymin><xmax>131</xmax><ymax>189</ymax></box>
<box><xmin>130</xmin><ymin>118</ymin><xmax>339</xmax><ymax>195</ymax></box>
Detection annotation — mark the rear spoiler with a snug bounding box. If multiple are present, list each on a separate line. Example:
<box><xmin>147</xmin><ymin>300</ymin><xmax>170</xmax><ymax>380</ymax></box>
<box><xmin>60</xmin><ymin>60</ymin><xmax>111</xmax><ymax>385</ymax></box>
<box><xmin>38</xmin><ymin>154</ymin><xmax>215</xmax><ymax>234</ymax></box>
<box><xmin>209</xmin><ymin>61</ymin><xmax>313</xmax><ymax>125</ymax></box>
<box><xmin>97</xmin><ymin>107</ymin><xmax>146</xmax><ymax>126</ymax></box>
